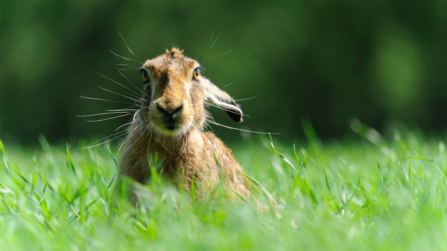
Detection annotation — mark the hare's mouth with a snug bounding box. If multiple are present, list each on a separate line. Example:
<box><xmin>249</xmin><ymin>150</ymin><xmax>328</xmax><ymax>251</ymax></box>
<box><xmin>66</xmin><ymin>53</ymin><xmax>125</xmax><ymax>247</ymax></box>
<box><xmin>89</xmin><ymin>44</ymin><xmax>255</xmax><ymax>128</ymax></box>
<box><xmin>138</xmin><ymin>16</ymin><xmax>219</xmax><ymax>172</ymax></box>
<box><xmin>163</xmin><ymin>119</ymin><xmax>179</xmax><ymax>131</ymax></box>
<box><xmin>150</xmin><ymin>115</ymin><xmax>186</xmax><ymax>136</ymax></box>
<box><xmin>159</xmin><ymin>110</ymin><xmax>182</xmax><ymax>131</ymax></box>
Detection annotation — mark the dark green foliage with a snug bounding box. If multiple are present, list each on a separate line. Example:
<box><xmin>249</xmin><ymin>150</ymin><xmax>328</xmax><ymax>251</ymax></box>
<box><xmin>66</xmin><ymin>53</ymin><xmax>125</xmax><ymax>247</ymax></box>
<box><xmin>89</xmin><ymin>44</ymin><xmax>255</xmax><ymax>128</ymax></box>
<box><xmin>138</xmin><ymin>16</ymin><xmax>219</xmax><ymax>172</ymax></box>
<box><xmin>1</xmin><ymin>0</ymin><xmax>447</xmax><ymax>143</ymax></box>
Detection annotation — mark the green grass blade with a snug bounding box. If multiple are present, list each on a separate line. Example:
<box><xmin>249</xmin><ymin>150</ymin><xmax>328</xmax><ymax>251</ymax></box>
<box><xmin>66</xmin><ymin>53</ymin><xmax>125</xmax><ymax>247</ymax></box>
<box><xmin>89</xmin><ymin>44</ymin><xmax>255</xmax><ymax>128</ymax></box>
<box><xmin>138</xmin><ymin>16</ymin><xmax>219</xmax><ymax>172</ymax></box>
<box><xmin>242</xmin><ymin>170</ymin><xmax>278</xmax><ymax>207</ymax></box>
<box><xmin>190</xmin><ymin>176</ymin><xmax>196</xmax><ymax>206</ymax></box>
<box><xmin>0</xmin><ymin>139</ymin><xmax>4</xmax><ymax>155</ymax></box>
<box><xmin>304</xmin><ymin>176</ymin><xmax>318</xmax><ymax>205</ymax></box>
<box><xmin>377</xmin><ymin>158</ymin><xmax>383</xmax><ymax>186</ymax></box>
<box><xmin>269</xmin><ymin>134</ymin><xmax>297</xmax><ymax>172</ymax></box>
<box><xmin>324</xmin><ymin>168</ymin><xmax>333</xmax><ymax>198</ymax></box>
<box><xmin>66</xmin><ymin>144</ymin><xmax>77</xmax><ymax>177</ymax></box>
<box><xmin>290</xmin><ymin>169</ymin><xmax>303</xmax><ymax>195</ymax></box>
<box><xmin>212</xmin><ymin>151</ymin><xmax>223</xmax><ymax>181</ymax></box>
<box><xmin>231</xmin><ymin>190</ymin><xmax>248</xmax><ymax>204</ymax></box>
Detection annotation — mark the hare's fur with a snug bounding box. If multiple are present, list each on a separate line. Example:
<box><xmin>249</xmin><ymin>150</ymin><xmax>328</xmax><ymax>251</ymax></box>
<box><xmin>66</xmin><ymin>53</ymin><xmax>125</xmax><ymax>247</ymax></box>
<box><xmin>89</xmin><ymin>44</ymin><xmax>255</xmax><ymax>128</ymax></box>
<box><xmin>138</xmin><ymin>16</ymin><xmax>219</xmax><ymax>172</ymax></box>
<box><xmin>119</xmin><ymin>48</ymin><xmax>249</xmax><ymax>200</ymax></box>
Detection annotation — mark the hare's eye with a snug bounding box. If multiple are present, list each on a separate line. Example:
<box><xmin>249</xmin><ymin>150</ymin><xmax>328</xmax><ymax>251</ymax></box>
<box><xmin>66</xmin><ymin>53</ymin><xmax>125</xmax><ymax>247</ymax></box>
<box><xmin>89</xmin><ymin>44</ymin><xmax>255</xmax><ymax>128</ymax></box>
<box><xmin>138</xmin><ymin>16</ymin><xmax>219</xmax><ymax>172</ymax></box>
<box><xmin>193</xmin><ymin>68</ymin><xmax>200</xmax><ymax>80</ymax></box>
<box><xmin>141</xmin><ymin>69</ymin><xmax>150</xmax><ymax>83</ymax></box>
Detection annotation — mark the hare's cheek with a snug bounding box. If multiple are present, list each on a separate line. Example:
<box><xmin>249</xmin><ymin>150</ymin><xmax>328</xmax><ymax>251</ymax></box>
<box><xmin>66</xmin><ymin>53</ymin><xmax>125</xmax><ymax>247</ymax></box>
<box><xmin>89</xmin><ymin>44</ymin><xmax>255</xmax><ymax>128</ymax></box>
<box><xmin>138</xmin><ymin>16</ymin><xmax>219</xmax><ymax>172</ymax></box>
<box><xmin>189</xmin><ymin>85</ymin><xmax>202</xmax><ymax>104</ymax></box>
<box><xmin>182</xmin><ymin>101</ymin><xmax>193</xmax><ymax>121</ymax></box>
<box><xmin>188</xmin><ymin>88</ymin><xmax>204</xmax><ymax>116</ymax></box>
<box><xmin>143</xmin><ymin>85</ymin><xmax>152</xmax><ymax>99</ymax></box>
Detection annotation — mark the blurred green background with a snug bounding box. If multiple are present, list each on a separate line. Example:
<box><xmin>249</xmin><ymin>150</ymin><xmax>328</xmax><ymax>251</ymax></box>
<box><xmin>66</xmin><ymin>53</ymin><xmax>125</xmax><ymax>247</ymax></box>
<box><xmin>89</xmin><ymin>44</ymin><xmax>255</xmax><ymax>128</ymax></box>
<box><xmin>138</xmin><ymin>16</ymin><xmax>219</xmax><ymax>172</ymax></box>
<box><xmin>1</xmin><ymin>0</ymin><xmax>446</xmax><ymax>145</ymax></box>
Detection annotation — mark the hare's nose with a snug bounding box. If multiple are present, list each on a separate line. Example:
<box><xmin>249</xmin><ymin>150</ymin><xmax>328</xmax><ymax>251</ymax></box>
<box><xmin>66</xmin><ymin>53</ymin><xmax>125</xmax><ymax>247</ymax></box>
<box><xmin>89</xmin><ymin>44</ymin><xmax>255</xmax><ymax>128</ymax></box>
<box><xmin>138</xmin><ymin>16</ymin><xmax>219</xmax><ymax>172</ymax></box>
<box><xmin>156</xmin><ymin>104</ymin><xmax>183</xmax><ymax>119</ymax></box>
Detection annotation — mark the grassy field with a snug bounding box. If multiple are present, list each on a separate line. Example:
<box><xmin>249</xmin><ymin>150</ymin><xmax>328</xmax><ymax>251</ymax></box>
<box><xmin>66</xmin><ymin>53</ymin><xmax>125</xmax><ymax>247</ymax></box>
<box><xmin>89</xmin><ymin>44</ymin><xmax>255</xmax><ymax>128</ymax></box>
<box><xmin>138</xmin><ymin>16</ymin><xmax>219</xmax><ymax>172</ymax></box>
<box><xmin>1</xmin><ymin>126</ymin><xmax>447</xmax><ymax>250</ymax></box>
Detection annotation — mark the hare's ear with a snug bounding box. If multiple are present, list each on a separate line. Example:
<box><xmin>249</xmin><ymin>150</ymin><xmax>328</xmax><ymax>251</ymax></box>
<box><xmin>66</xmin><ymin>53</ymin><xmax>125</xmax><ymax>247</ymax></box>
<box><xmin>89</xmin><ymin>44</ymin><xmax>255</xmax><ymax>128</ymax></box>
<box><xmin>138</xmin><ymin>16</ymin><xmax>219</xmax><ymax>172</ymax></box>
<box><xmin>203</xmin><ymin>80</ymin><xmax>243</xmax><ymax>123</ymax></box>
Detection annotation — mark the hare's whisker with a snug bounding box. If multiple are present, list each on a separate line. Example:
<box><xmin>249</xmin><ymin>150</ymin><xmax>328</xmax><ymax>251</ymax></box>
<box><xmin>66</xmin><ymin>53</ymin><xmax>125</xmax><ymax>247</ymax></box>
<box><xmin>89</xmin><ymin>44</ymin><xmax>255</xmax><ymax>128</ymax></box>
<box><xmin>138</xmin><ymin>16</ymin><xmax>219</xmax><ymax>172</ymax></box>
<box><xmin>204</xmin><ymin>101</ymin><xmax>250</xmax><ymax>118</ymax></box>
<box><xmin>81</xmin><ymin>96</ymin><xmax>132</xmax><ymax>105</ymax></box>
<box><xmin>106</xmin><ymin>108</ymin><xmax>138</xmax><ymax>112</ymax></box>
<box><xmin>117</xmin><ymin>70</ymin><xmax>151</xmax><ymax>99</ymax></box>
<box><xmin>222</xmin><ymin>83</ymin><xmax>233</xmax><ymax>89</ymax></box>
<box><xmin>234</xmin><ymin>94</ymin><xmax>260</xmax><ymax>102</ymax></box>
<box><xmin>174</xmin><ymin>133</ymin><xmax>183</xmax><ymax>148</ymax></box>
<box><xmin>74</xmin><ymin>130</ymin><xmax>129</xmax><ymax>151</ymax></box>
<box><xmin>210</xmin><ymin>33</ymin><xmax>221</xmax><ymax>49</ymax></box>
<box><xmin>117</xmin><ymin>124</ymin><xmax>144</xmax><ymax>155</ymax></box>
<box><xmin>99</xmin><ymin>86</ymin><xmax>142</xmax><ymax>103</ymax></box>
<box><xmin>115</xmin><ymin>121</ymin><xmax>133</xmax><ymax>131</ymax></box>
<box><xmin>85</xmin><ymin>113</ymin><xmax>132</xmax><ymax>122</ymax></box>
<box><xmin>176</xmin><ymin>134</ymin><xmax>189</xmax><ymax>161</ymax></box>
<box><xmin>77</xmin><ymin>111</ymin><xmax>131</xmax><ymax>118</ymax></box>
<box><xmin>204</xmin><ymin>49</ymin><xmax>232</xmax><ymax>62</ymax></box>
<box><xmin>198</xmin><ymin>32</ymin><xmax>222</xmax><ymax>61</ymax></box>
<box><xmin>202</xmin><ymin>120</ymin><xmax>212</xmax><ymax>132</ymax></box>
<box><xmin>94</xmin><ymin>71</ymin><xmax>142</xmax><ymax>98</ymax></box>
<box><xmin>120</xmin><ymin>89</ymin><xmax>143</xmax><ymax>101</ymax></box>
<box><xmin>145</xmin><ymin>132</ymin><xmax>153</xmax><ymax>166</ymax></box>
<box><xmin>108</xmin><ymin>48</ymin><xmax>142</xmax><ymax>64</ymax></box>
<box><xmin>208</xmin><ymin>121</ymin><xmax>280</xmax><ymax>135</ymax></box>
<box><xmin>155</xmin><ymin>133</ymin><xmax>172</xmax><ymax>155</ymax></box>
<box><xmin>87</xmin><ymin>130</ymin><xmax>129</xmax><ymax>146</ymax></box>
<box><xmin>118</xmin><ymin>31</ymin><xmax>143</xmax><ymax>62</ymax></box>
<box><xmin>210</xmin><ymin>28</ymin><xmax>215</xmax><ymax>43</ymax></box>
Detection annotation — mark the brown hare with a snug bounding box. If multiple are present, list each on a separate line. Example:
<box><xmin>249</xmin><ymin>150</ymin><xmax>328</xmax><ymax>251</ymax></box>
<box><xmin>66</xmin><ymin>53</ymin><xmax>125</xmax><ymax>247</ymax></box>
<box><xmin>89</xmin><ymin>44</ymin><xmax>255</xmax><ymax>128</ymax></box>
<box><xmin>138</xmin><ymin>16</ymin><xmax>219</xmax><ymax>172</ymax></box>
<box><xmin>119</xmin><ymin>47</ymin><xmax>249</xmax><ymax>201</ymax></box>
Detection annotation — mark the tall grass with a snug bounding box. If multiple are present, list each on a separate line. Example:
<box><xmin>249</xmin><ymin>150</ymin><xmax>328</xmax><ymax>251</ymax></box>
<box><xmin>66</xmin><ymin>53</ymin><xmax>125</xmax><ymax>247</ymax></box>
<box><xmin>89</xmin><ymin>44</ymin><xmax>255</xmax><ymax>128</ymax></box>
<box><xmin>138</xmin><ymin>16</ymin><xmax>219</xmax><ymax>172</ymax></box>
<box><xmin>1</xmin><ymin>128</ymin><xmax>447</xmax><ymax>250</ymax></box>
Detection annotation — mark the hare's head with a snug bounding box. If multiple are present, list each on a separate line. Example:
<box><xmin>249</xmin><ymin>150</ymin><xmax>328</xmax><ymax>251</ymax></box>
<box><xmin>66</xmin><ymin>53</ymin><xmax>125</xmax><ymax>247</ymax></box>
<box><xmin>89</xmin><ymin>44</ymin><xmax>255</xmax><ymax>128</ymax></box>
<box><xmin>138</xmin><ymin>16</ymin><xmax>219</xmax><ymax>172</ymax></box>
<box><xmin>139</xmin><ymin>48</ymin><xmax>243</xmax><ymax>136</ymax></box>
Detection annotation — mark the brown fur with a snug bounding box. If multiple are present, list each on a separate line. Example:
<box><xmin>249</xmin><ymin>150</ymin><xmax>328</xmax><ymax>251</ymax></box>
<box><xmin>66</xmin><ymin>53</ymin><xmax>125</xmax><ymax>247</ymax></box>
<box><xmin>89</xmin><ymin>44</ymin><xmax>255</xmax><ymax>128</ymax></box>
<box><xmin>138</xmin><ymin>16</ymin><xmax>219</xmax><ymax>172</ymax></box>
<box><xmin>119</xmin><ymin>48</ymin><xmax>249</xmax><ymax>201</ymax></box>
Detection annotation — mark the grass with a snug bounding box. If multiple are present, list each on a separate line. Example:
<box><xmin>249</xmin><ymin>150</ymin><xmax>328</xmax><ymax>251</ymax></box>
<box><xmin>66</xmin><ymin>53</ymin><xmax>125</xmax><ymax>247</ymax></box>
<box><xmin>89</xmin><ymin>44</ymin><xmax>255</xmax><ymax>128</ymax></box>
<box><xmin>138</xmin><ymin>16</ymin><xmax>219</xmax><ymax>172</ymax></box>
<box><xmin>1</xmin><ymin>126</ymin><xmax>447</xmax><ymax>250</ymax></box>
